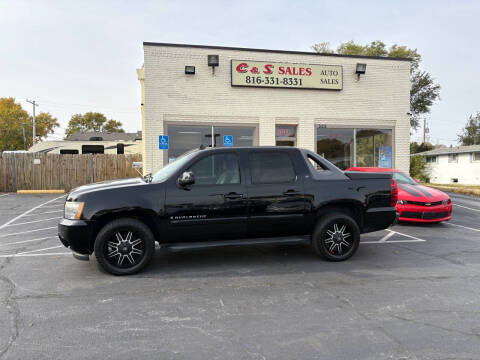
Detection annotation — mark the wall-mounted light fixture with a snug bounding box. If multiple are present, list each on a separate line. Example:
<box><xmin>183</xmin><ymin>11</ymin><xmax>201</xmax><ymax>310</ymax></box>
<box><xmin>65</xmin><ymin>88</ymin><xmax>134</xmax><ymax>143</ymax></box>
<box><xmin>355</xmin><ymin>63</ymin><xmax>367</xmax><ymax>80</ymax></box>
<box><xmin>185</xmin><ymin>65</ymin><xmax>195</xmax><ymax>74</ymax></box>
<box><xmin>208</xmin><ymin>55</ymin><xmax>219</xmax><ymax>74</ymax></box>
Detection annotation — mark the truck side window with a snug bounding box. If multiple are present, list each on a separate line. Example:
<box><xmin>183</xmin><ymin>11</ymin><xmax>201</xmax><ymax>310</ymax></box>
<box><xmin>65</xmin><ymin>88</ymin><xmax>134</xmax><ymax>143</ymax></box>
<box><xmin>249</xmin><ymin>152</ymin><xmax>295</xmax><ymax>184</ymax></box>
<box><xmin>307</xmin><ymin>155</ymin><xmax>328</xmax><ymax>171</ymax></box>
<box><xmin>188</xmin><ymin>153</ymin><xmax>240</xmax><ymax>185</ymax></box>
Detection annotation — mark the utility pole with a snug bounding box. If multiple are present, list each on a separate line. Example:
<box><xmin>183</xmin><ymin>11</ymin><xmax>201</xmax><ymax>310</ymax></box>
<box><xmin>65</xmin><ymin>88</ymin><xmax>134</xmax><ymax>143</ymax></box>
<box><xmin>22</xmin><ymin>125</ymin><xmax>26</xmax><ymax>150</ymax></box>
<box><xmin>26</xmin><ymin>99</ymin><xmax>38</xmax><ymax>145</ymax></box>
<box><xmin>423</xmin><ymin>118</ymin><xmax>430</xmax><ymax>144</ymax></box>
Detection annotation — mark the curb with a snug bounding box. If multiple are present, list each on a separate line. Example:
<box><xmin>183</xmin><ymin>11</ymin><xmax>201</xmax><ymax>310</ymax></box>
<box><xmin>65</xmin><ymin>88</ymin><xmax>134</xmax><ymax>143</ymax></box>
<box><xmin>17</xmin><ymin>190</ymin><xmax>65</xmax><ymax>194</ymax></box>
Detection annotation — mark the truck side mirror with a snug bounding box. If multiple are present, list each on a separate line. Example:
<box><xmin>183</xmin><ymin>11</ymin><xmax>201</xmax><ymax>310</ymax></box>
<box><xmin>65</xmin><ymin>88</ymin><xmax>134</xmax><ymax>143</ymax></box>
<box><xmin>178</xmin><ymin>171</ymin><xmax>195</xmax><ymax>186</ymax></box>
<box><xmin>414</xmin><ymin>178</ymin><xmax>420</xmax><ymax>184</ymax></box>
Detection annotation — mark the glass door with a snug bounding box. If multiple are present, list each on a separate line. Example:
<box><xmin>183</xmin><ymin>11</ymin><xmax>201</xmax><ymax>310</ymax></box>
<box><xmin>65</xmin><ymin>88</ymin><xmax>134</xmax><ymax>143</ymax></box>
<box><xmin>167</xmin><ymin>124</ymin><xmax>257</xmax><ymax>163</ymax></box>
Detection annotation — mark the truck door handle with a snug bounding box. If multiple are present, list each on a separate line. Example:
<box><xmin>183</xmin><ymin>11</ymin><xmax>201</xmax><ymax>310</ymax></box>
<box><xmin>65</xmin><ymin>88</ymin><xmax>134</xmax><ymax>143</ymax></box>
<box><xmin>224</xmin><ymin>192</ymin><xmax>244</xmax><ymax>200</ymax></box>
<box><xmin>283</xmin><ymin>190</ymin><xmax>300</xmax><ymax>196</ymax></box>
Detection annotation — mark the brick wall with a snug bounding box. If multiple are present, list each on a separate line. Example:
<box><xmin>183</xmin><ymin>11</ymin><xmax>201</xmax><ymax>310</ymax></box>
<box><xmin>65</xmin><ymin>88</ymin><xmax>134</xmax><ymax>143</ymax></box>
<box><xmin>142</xmin><ymin>44</ymin><xmax>411</xmax><ymax>174</ymax></box>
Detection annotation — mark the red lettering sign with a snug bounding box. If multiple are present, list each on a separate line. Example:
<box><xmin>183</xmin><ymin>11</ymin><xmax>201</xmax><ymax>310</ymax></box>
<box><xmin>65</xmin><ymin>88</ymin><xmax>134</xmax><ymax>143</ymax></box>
<box><xmin>236</xmin><ymin>62</ymin><xmax>248</xmax><ymax>73</ymax></box>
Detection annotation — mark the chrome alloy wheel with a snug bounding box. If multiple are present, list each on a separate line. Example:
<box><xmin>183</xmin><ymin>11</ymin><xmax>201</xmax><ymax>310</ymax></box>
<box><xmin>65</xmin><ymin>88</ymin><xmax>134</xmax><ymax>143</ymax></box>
<box><xmin>105</xmin><ymin>231</ymin><xmax>145</xmax><ymax>268</ymax></box>
<box><xmin>324</xmin><ymin>223</ymin><xmax>352</xmax><ymax>255</ymax></box>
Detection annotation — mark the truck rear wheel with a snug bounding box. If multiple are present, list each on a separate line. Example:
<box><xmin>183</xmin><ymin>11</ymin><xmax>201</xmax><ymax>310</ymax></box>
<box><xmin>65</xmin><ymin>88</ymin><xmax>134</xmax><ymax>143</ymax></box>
<box><xmin>94</xmin><ymin>218</ymin><xmax>155</xmax><ymax>275</ymax></box>
<box><xmin>312</xmin><ymin>213</ymin><xmax>360</xmax><ymax>261</ymax></box>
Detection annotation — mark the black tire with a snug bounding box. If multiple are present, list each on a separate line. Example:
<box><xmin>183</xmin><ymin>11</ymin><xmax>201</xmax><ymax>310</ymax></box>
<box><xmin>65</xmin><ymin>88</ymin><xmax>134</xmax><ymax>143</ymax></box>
<box><xmin>312</xmin><ymin>212</ymin><xmax>360</xmax><ymax>261</ymax></box>
<box><xmin>94</xmin><ymin>218</ymin><xmax>155</xmax><ymax>275</ymax></box>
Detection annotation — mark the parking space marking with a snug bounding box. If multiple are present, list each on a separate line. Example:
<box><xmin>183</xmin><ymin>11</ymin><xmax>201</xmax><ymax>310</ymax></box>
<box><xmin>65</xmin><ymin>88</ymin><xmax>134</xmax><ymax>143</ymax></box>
<box><xmin>453</xmin><ymin>204</ymin><xmax>480</xmax><ymax>212</ymax></box>
<box><xmin>4</xmin><ymin>217</ymin><xmax>61</xmax><ymax>227</ymax></box>
<box><xmin>0</xmin><ymin>194</ymin><xmax>65</xmax><ymax>230</ymax></box>
<box><xmin>378</xmin><ymin>231</ymin><xmax>395</xmax><ymax>243</ymax></box>
<box><xmin>447</xmin><ymin>222</ymin><xmax>480</xmax><ymax>232</ymax></box>
<box><xmin>0</xmin><ymin>252</ymin><xmax>70</xmax><ymax>258</ymax></box>
<box><xmin>0</xmin><ymin>194</ymin><xmax>10</xmax><ymax>198</ymax></box>
<box><xmin>0</xmin><ymin>236</ymin><xmax>55</xmax><ymax>247</ymax></box>
<box><xmin>22</xmin><ymin>210</ymin><xmax>63</xmax><ymax>217</ymax></box>
<box><xmin>16</xmin><ymin>245</ymin><xmax>64</xmax><ymax>255</ymax></box>
<box><xmin>361</xmin><ymin>229</ymin><xmax>426</xmax><ymax>244</ymax></box>
<box><xmin>0</xmin><ymin>226</ymin><xmax>57</xmax><ymax>238</ymax></box>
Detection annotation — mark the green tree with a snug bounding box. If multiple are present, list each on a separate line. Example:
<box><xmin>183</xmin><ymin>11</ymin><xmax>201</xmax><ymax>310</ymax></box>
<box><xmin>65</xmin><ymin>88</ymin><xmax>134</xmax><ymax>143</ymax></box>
<box><xmin>457</xmin><ymin>112</ymin><xmax>480</xmax><ymax>145</ymax></box>
<box><xmin>0</xmin><ymin>97</ymin><xmax>59</xmax><ymax>151</ymax></box>
<box><xmin>410</xmin><ymin>155</ymin><xmax>429</xmax><ymax>182</ymax></box>
<box><xmin>410</xmin><ymin>141</ymin><xmax>434</xmax><ymax>154</ymax></box>
<box><xmin>312</xmin><ymin>40</ymin><xmax>440</xmax><ymax>130</ymax></box>
<box><xmin>65</xmin><ymin>112</ymin><xmax>124</xmax><ymax>139</ymax></box>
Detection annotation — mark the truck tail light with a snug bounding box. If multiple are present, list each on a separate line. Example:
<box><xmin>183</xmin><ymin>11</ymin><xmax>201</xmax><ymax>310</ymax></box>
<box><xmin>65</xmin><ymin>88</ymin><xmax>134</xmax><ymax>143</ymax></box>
<box><xmin>390</xmin><ymin>179</ymin><xmax>398</xmax><ymax>207</ymax></box>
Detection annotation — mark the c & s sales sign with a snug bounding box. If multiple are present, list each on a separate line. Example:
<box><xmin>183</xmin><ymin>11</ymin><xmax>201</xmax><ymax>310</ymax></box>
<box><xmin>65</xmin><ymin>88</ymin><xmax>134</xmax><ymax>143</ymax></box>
<box><xmin>231</xmin><ymin>60</ymin><xmax>342</xmax><ymax>90</ymax></box>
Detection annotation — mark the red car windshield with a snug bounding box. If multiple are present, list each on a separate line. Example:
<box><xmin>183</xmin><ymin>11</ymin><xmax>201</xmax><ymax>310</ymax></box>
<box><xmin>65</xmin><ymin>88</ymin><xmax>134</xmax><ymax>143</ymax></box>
<box><xmin>392</xmin><ymin>171</ymin><xmax>417</xmax><ymax>185</ymax></box>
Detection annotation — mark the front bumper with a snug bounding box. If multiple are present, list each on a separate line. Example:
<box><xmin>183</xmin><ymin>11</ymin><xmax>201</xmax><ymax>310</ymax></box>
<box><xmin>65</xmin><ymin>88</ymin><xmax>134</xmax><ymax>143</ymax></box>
<box><xmin>58</xmin><ymin>218</ymin><xmax>93</xmax><ymax>255</ymax></box>
<box><xmin>397</xmin><ymin>203</ymin><xmax>452</xmax><ymax>223</ymax></box>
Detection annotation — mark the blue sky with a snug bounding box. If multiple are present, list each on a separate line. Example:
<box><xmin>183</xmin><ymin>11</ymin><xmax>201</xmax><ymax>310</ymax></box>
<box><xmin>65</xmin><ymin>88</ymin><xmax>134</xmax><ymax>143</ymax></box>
<box><xmin>1</xmin><ymin>0</ymin><xmax>479</xmax><ymax>145</ymax></box>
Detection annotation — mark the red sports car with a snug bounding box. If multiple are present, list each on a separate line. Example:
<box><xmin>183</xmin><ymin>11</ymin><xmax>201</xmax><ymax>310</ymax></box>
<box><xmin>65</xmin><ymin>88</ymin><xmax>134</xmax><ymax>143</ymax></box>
<box><xmin>346</xmin><ymin>167</ymin><xmax>452</xmax><ymax>223</ymax></box>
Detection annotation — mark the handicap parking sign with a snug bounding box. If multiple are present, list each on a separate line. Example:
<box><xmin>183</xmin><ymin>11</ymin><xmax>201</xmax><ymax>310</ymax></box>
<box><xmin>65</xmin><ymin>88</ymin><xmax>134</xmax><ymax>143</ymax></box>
<box><xmin>223</xmin><ymin>135</ymin><xmax>233</xmax><ymax>147</ymax></box>
<box><xmin>159</xmin><ymin>135</ymin><xmax>169</xmax><ymax>150</ymax></box>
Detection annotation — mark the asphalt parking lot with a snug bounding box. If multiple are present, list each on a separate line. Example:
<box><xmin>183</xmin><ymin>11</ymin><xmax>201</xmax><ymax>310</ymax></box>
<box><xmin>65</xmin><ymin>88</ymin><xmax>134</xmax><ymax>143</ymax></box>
<box><xmin>0</xmin><ymin>191</ymin><xmax>479</xmax><ymax>359</ymax></box>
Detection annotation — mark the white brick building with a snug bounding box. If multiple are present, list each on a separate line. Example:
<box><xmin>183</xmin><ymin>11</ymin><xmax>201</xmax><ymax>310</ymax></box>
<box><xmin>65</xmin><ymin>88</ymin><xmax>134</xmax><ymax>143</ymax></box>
<box><xmin>418</xmin><ymin>145</ymin><xmax>480</xmax><ymax>184</ymax></box>
<box><xmin>138</xmin><ymin>42</ymin><xmax>411</xmax><ymax>174</ymax></box>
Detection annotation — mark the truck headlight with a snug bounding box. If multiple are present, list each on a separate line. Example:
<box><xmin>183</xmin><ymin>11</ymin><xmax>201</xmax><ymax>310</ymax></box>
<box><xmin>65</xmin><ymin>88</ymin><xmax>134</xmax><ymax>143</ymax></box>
<box><xmin>442</xmin><ymin>199</ymin><xmax>451</xmax><ymax>205</ymax></box>
<box><xmin>397</xmin><ymin>200</ymin><xmax>407</xmax><ymax>205</ymax></box>
<box><xmin>64</xmin><ymin>202</ymin><xmax>84</xmax><ymax>220</ymax></box>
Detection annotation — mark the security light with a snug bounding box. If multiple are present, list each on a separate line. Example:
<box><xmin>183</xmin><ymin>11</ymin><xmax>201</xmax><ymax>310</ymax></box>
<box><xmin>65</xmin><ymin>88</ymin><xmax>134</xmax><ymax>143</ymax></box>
<box><xmin>356</xmin><ymin>63</ymin><xmax>367</xmax><ymax>74</ymax></box>
<box><xmin>185</xmin><ymin>65</ymin><xmax>195</xmax><ymax>74</ymax></box>
<box><xmin>208</xmin><ymin>55</ymin><xmax>219</xmax><ymax>67</ymax></box>
<box><xmin>355</xmin><ymin>63</ymin><xmax>367</xmax><ymax>80</ymax></box>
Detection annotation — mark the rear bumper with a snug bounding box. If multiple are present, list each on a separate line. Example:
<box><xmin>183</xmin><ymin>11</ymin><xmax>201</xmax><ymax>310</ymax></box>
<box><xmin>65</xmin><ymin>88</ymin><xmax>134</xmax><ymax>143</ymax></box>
<box><xmin>363</xmin><ymin>207</ymin><xmax>398</xmax><ymax>233</ymax></box>
<box><xmin>58</xmin><ymin>218</ymin><xmax>93</xmax><ymax>255</ymax></box>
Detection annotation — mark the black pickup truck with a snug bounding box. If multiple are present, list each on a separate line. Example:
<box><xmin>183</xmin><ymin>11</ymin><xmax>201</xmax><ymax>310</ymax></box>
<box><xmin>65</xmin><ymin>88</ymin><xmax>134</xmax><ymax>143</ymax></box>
<box><xmin>58</xmin><ymin>147</ymin><xmax>399</xmax><ymax>275</ymax></box>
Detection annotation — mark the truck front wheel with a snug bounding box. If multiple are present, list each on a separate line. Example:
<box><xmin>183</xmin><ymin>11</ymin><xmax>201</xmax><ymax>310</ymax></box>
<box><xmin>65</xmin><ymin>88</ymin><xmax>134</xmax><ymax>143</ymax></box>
<box><xmin>94</xmin><ymin>218</ymin><xmax>155</xmax><ymax>275</ymax></box>
<box><xmin>312</xmin><ymin>213</ymin><xmax>360</xmax><ymax>261</ymax></box>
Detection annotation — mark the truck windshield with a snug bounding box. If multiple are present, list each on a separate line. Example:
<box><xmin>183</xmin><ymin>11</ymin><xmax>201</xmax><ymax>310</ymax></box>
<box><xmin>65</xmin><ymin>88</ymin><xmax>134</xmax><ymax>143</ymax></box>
<box><xmin>151</xmin><ymin>150</ymin><xmax>198</xmax><ymax>183</ymax></box>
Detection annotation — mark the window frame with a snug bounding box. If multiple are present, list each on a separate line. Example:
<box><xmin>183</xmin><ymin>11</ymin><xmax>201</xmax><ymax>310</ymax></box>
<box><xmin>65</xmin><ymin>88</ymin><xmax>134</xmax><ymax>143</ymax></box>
<box><xmin>186</xmin><ymin>152</ymin><xmax>242</xmax><ymax>187</ymax></box>
<box><xmin>473</xmin><ymin>152</ymin><xmax>480</xmax><ymax>162</ymax></box>
<box><xmin>248</xmin><ymin>150</ymin><xmax>297</xmax><ymax>185</ymax></box>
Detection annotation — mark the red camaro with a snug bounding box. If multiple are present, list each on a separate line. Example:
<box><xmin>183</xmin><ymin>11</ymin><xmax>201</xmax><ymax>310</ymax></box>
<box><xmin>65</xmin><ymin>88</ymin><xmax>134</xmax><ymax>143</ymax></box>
<box><xmin>346</xmin><ymin>167</ymin><xmax>452</xmax><ymax>223</ymax></box>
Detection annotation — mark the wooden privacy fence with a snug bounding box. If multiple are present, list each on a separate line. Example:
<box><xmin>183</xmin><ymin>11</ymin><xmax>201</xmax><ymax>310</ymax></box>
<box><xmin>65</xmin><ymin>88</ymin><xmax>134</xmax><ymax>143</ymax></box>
<box><xmin>0</xmin><ymin>153</ymin><xmax>142</xmax><ymax>192</ymax></box>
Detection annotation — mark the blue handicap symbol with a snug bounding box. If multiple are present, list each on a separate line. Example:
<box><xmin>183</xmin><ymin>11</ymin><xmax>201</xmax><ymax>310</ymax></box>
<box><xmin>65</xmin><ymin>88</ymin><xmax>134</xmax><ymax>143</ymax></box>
<box><xmin>159</xmin><ymin>135</ymin><xmax>169</xmax><ymax>150</ymax></box>
<box><xmin>223</xmin><ymin>135</ymin><xmax>233</xmax><ymax>147</ymax></box>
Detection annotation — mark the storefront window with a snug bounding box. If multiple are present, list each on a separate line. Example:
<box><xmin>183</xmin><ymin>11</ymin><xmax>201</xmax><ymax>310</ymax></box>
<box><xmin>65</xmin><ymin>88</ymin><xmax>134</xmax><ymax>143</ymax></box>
<box><xmin>316</xmin><ymin>127</ymin><xmax>393</xmax><ymax>170</ymax></box>
<box><xmin>356</xmin><ymin>129</ymin><xmax>392</xmax><ymax>167</ymax></box>
<box><xmin>275</xmin><ymin>125</ymin><xmax>296</xmax><ymax>146</ymax></box>
<box><xmin>167</xmin><ymin>125</ymin><xmax>256</xmax><ymax>162</ymax></box>
<box><xmin>316</xmin><ymin>128</ymin><xmax>354</xmax><ymax>170</ymax></box>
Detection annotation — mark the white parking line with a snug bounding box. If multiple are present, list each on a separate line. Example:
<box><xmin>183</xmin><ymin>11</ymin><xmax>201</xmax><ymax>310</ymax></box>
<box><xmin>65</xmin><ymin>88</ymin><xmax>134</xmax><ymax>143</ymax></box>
<box><xmin>0</xmin><ymin>195</ymin><xmax>65</xmax><ymax>230</ymax></box>
<box><xmin>447</xmin><ymin>222</ymin><xmax>480</xmax><ymax>232</ymax></box>
<box><xmin>378</xmin><ymin>231</ymin><xmax>395</xmax><ymax>243</ymax></box>
<box><xmin>0</xmin><ymin>194</ymin><xmax>10</xmax><ymax>198</ymax></box>
<box><xmin>361</xmin><ymin>229</ymin><xmax>426</xmax><ymax>244</ymax></box>
<box><xmin>0</xmin><ymin>252</ymin><xmax>70</xmax><ymax>258</ymax></box>
<box><xmin>4</xmin><ymin>217</ymin><xmax>61</xmax><ymax>227</ymax></box>
<box><xmin>22</xmin><ymin>210</ymin><xmax>63</xmax><ymax>217</ymax></box>
<box><xmin>16</xmin><ymin>245</ymin><xmax>64</xmax><ymax>255</ymax></box>
<box><xmin>453</xmin><ymin>204</ymin><xmax>480</xmax><ymax>212</ymax></box>
<box><xmin>0</xmin><ymin>227</ymin><xmax>57</xmax><ymax>238</ymax></box>
<box><xmin>40</xmin><ymin>204</ymin><xmax>64</xmax><ymax>208</ymax></box>
<box><xmin>0</xmin><ymin>236</ymin><xmax>55</xmax><ymax>247</ymax></box>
